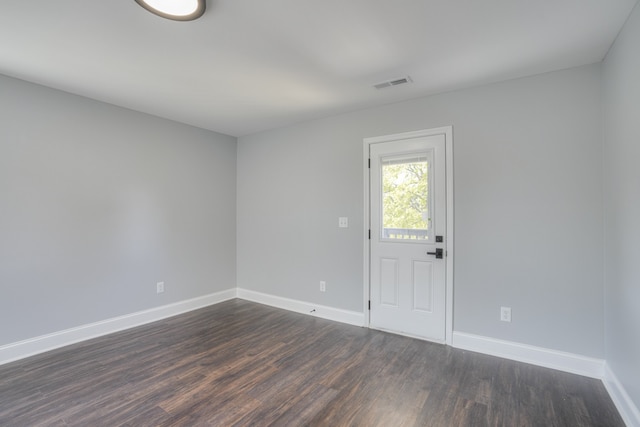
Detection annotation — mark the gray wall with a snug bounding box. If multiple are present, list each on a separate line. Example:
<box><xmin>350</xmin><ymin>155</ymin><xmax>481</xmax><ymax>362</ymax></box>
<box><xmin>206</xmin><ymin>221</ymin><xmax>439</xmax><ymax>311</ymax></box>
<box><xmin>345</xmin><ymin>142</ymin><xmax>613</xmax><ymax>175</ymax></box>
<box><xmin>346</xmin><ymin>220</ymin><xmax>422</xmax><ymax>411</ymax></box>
<box><xmin>238</xmin><ymin>64</ymin><xmax>604</xmax><ymax>358</ymax></box>
<box><xmin>0</xmin><ymin>56</ymin><xmax>613</xmax><ymax>364</ymax></box>
<box><xmin>603</xmin><ymin>2</ymin><xmax>640</xmax><ymax>410</ymax></box>
<box><xmin>0</xmin><ymin>75</ymin><xmax>237</xmax><ymax>346</ymax></box>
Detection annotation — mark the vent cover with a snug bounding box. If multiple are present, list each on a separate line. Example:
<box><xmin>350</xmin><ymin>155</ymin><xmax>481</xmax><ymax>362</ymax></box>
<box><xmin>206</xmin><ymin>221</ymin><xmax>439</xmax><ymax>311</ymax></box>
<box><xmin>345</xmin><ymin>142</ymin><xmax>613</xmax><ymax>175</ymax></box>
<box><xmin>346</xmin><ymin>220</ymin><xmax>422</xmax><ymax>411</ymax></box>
<box><xmin>374</xmin><ymin>76</ymin><xmax>413</xmax><ymax>89</ymax></box>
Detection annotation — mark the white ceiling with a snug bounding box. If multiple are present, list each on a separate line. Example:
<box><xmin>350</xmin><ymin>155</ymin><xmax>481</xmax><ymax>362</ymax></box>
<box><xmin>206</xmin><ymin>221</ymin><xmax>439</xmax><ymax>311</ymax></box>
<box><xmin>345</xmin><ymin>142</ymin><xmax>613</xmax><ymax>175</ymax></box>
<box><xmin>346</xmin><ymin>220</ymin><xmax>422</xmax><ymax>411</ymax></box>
<box><xmin>0</xmin><ymin>0</ymin><xmax>636</xmax><ymax>137</ymax></box>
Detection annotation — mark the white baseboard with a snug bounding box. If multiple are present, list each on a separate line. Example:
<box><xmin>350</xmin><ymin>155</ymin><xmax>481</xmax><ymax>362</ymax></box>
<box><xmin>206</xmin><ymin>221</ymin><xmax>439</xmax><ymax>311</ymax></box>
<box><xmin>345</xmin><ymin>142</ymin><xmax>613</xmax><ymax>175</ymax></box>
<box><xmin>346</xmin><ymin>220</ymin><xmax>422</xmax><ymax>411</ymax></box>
<box><xmin>604</xmin><ymin>363</ymin><xmax>640</xmax><ymax>427</ymax></box>
<box><xmin>0</xmin><ymin>288</ymin><xmax>237</xmax><ymax>366</ymax></box>
<box><xmin>236</xmin><ymin>288</ymin><xmax>365</xmax><ymax>327</ymax></box>
<box><xmin>452</xmin><ymin>331</ymin><xmax>605</xmax><ymax>379</ymax></box>
<box><xmin>3</xmin><ymin>288</ymin><xmax>636</xmax><ymax>426</ymax></box>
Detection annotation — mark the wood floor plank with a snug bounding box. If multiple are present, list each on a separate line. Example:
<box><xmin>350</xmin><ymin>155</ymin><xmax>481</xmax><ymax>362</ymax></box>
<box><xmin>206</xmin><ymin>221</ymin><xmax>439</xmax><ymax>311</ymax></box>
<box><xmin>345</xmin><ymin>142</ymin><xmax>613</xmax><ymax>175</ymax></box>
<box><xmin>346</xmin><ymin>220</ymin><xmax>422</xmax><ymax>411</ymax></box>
<box><xmin>0</xmin><ymin>299</ymin><xmax>625</xmax><ymax>426</ymax></box>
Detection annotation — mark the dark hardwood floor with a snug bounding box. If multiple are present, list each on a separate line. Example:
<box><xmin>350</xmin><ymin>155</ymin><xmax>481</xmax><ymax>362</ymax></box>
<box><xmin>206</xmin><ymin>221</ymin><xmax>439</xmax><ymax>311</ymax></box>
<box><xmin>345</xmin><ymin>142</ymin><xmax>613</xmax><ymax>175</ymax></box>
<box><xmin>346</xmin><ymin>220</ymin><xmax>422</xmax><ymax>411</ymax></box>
<box><xmin>0</xmin><ymin>299</ymin><xmax>624</xmax><ymax>426</ymax></box>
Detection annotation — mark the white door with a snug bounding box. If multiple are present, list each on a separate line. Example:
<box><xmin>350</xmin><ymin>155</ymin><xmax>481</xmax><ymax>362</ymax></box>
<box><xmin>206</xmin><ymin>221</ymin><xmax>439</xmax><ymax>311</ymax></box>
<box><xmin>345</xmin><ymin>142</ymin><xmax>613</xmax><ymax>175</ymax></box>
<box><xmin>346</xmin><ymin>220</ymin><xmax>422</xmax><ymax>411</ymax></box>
<box><xmin>369</xmin><ymin>134</ymin><xmax>446</xmax><ymax>342</ymax></box>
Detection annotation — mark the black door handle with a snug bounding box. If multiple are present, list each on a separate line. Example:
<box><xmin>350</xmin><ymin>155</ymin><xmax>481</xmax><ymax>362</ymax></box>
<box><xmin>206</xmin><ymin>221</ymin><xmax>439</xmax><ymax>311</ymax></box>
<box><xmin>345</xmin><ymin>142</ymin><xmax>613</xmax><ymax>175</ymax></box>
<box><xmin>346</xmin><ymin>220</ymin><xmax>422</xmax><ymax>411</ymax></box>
<box><xmin>427</xmin><ymin>248</ymin><xmax>443</xmax><ymax>259</ymax></box>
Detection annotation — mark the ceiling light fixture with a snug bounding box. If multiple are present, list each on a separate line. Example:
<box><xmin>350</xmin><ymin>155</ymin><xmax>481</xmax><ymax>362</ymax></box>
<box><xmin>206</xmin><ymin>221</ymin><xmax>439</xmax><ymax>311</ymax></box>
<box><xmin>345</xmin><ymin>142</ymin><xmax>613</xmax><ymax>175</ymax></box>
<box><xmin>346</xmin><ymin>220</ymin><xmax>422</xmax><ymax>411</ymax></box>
<box><xmin>135</xmin><ymin>0</ymin><xmax>206</xmax><ymax>21</ymax></box>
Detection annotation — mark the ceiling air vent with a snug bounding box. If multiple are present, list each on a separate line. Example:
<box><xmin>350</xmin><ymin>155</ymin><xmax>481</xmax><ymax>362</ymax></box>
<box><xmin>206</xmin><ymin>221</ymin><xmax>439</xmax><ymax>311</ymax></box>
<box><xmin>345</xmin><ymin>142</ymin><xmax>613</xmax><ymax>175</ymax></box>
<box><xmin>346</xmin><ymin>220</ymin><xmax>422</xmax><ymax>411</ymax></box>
<box><xmin>374</xmin><ymin>76</ymin><xmax>413</xmax><ymax>90</ymax></box>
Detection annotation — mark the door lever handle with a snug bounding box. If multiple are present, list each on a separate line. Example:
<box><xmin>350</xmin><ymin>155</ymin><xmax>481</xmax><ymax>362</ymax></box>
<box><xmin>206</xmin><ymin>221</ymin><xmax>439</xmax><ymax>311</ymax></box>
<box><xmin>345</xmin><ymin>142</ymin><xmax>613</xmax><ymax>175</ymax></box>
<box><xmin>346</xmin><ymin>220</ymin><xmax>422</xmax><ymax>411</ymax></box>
<box><xmin>427</xmin><ymin>248</ymin><xmax>443</xmax><ymax>259</ymax></box>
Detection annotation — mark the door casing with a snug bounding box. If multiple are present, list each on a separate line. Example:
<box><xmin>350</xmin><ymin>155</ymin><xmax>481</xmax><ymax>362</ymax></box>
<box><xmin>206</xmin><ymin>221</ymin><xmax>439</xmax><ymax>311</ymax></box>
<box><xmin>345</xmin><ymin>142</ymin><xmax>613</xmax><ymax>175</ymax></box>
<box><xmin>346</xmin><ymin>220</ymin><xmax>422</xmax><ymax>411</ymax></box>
<box><xmin>363</xmin><ymin>126</ymin><xmax>454</xmax><ymax>345</ymax></box>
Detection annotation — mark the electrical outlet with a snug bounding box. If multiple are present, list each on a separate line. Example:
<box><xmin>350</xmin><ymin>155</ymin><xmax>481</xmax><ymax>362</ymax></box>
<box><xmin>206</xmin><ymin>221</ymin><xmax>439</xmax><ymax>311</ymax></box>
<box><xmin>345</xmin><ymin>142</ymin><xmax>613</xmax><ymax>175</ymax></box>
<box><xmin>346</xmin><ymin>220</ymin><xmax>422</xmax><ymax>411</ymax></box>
<box><xmin>320</xmin><ymin>281</ymin><xmax>326</xmax><ymax>292</ymax></box>
<box><xmin>157</xmin><ymin>282</ymin><xmax>165</xmax><ymax>294</ymax></box>
<box><xmin>500</xmin><ymin>306</ymin><xmax>511</xmax><ymax>322</ymax></box>
<box><xmin>338</xmin><ymin>217</ymin><xmax>348</xmax><ymax>228</ymax></box>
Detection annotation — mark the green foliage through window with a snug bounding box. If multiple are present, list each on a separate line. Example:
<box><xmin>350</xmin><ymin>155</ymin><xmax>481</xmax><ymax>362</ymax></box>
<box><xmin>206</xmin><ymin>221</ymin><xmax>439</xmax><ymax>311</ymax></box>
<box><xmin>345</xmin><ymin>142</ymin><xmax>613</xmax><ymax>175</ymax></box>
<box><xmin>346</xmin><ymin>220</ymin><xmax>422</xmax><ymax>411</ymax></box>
<box><xmin>382</xmin><ymin>159</ymin><xmax>429</xmax><ymax>234</ymax></box>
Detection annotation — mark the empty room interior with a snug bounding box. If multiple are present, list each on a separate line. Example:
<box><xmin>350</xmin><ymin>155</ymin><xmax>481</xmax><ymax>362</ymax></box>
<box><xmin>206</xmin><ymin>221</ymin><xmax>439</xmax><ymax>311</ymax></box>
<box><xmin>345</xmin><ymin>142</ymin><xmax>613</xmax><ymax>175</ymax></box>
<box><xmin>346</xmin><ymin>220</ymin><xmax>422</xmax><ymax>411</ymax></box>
<box><xmin>1</xmin><ymin>0</ymin><xmax>639</xmax><ymax>426</ymax></box>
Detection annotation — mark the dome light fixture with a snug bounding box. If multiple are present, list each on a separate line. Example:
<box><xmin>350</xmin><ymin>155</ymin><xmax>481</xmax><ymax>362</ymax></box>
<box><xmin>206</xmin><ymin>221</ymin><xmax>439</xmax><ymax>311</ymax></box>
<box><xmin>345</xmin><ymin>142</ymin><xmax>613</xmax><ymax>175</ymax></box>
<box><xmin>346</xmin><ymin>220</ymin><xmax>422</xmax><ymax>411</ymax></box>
<box><xmin>135</xmin><ymin>0</ymin><xmax>206</xmax><ymax>21</ymax></box>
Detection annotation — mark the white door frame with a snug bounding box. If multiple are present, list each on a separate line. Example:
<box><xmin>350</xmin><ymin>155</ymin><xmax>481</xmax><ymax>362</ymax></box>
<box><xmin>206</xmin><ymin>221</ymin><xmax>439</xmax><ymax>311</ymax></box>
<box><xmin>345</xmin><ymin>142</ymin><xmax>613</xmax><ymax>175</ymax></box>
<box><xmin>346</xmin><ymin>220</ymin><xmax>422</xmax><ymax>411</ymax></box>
<box><xmin>363</xmin><ymin>126</ymin><xmax>454</xmax><ymax>345</ymax></box>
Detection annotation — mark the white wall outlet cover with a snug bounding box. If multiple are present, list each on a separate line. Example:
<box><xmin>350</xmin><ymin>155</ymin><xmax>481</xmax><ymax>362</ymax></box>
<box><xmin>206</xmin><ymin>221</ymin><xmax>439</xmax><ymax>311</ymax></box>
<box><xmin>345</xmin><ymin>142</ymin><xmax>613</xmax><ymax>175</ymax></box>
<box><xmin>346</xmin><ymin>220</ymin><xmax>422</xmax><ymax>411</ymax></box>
<box><xmin>156</xmin><ymin>282</ymin><xmax>165</xmax><ymax>293</ymax></box>
<box><xmin>338</xmin><ymin>217</ymin><xmax>348</xmax><ymax>228</ymax></box>
<box><xmin>500</xmin><ymin>306</ymin><xmax>511</xmax><ymax>322</ymax></box>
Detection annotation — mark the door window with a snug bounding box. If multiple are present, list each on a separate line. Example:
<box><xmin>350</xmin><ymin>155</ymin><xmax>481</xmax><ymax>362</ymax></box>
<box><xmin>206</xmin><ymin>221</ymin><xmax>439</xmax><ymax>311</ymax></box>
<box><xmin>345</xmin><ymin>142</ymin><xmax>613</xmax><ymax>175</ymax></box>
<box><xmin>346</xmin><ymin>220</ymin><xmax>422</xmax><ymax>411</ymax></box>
<box><xmin>380</xmin><ymin>151</ymin><xmax>434</xmax><ymax>241</ymax></box>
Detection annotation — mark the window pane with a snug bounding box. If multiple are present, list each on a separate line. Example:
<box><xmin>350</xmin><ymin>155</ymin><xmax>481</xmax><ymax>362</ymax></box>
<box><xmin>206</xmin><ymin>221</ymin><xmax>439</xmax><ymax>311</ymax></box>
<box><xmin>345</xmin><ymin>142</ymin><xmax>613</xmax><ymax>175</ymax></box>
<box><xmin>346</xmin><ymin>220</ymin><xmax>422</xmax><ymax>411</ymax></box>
<box><xmin>381</xmin><ymin>156</ymin><xmax>430</xmax><ymax>240</ymax></box>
